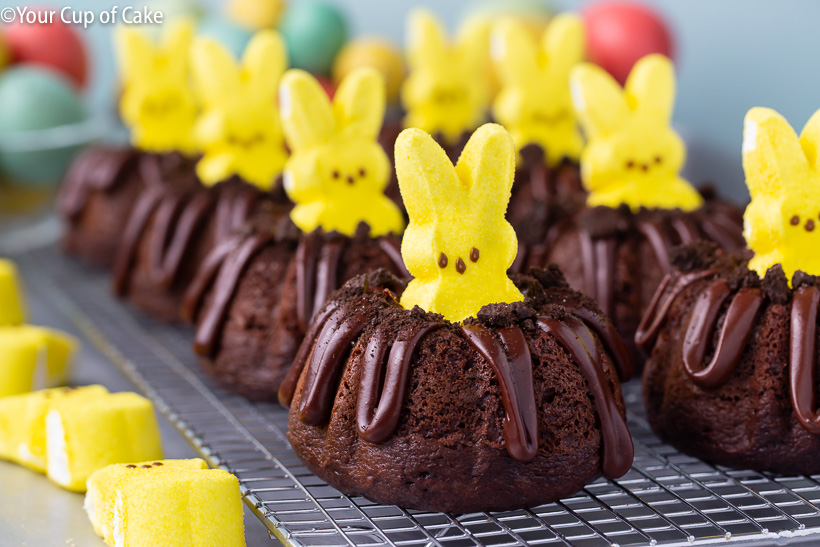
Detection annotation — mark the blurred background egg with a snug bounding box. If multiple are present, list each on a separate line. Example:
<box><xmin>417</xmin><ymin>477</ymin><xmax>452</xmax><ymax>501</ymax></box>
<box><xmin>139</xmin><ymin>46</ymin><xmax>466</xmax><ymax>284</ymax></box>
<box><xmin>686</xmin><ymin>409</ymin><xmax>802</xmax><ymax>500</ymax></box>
<box><xmin>0</xmin><ymin>32</ymin><xmax>10</xmax><ymax>73</ymax></box>
<box><xmin>228</xmin><ymin>0</ymin><xmax>286</xmax><ymax>30</ymax></box>
<box><xmin>582</xmin><ymin>0</ymin><xmax>674</xmax><ymax>85</ymax></box>
<box><xmin>196</xmin><ymin>16</ymin><xmax>254</xmax><ymax>58</ymax></box>
<box><xmin>462</xmin><ymin>0</ymin><xmax>553</xmax><ymax>37</ymax></box>
<box><xmin>0</xmin><ymin>67</ymin><xmax>87</xmax><ymax>187</ymax></box>
<box><xmin>3</xmin><ymin>8</ymin><xmax>88</xmax><ymax>89</ymax></box>
<box><xmin>332</xmin><ymin>38</ymin><xmax>404</xmax><ymax>102</ymax></box>
<box><xmin>280</xmin><ymin>0</ymin><xmax>348</xmax><ymax>75</ymax></box>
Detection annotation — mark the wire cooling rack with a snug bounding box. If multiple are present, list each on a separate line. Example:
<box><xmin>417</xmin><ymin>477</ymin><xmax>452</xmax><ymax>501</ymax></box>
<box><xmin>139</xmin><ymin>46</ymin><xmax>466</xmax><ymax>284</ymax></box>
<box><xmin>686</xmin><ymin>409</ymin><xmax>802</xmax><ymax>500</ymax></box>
<box><xmin>15</xmin><ymin>246</ymin><xmax>820</xmax><ymax>547</ymax></box>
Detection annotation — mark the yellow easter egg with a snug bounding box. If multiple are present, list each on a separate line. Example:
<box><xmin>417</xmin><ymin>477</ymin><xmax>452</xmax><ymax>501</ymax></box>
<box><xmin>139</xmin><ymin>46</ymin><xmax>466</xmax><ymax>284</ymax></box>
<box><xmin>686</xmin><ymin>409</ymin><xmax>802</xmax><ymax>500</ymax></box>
<box><xmin>395</xmin><ymin>123</ymin><xmax>524</xmax><ymax>322</ymax></box>
<box><xmin>228</xmin><ymin>0</ymin><xmax>285</xmax><ymax>30</ymax></box>
<box><xmin>333</xmin><ymin>38</ymin><xmax>405</xmax><ymax>103</ymax></box>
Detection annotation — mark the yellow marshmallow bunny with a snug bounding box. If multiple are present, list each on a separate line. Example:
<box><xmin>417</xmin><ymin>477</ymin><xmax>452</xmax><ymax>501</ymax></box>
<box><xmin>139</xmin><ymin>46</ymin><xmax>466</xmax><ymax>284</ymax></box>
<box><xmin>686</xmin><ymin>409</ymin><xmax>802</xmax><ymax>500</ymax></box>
<box><xmin>491</xmin><ymin>14</ymin><xmax>585</xmax><ymax>166</ymax></box>
<box><xmin>742</xmin><ymin>107</ymin><xmax>820</xmax><ymax>282</ymax></box>
<box><xmin>279</xmin><ymin>68</ymin><xmax>404</xmax><ymax>237</ymax></box>
<box><xmin>395</xmin><ymin>123</ymin><xmax>524</xmax><ymax>322</ymax></box>
<box><xmin>402</xmin><ymin>9</ymin><xmax>491</xmax><ymax>146</ymax></box>
<box><xmin>190</xmin><ymin>31</ymin><xmax>288</xmax><ymax>190</ymax></box>
<box><xmin>569</xmin><ymin>54</ymin><xmax>703</xmax><ymax>212</ymax></box>
<box><xmin>115</xmin><ymin>20</ymin><xmax>198</xmax><ymax>154</ymax></box>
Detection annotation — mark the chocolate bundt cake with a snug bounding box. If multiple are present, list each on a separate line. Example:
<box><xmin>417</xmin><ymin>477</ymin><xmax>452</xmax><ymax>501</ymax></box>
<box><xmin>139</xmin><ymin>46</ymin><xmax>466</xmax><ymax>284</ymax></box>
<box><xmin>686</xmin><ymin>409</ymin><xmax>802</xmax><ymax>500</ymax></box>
<box><xmin>516</xmin><ymin>189</ymin><xmax>744</xmax><ymax>355</ymax></box>
<box><xmin>182</xmin><ymin>224</ymin><xmax>407</xmax><ymax>400</ymax></box>
<box><xmin>279</xmin><ymin>267</ymin><xmax>633</xmax><ymax>513</ymax></box>
<box><xmin>638</xmin><ymin>242</ymin><xmax>820</xmax><ymax>474</ymax></box>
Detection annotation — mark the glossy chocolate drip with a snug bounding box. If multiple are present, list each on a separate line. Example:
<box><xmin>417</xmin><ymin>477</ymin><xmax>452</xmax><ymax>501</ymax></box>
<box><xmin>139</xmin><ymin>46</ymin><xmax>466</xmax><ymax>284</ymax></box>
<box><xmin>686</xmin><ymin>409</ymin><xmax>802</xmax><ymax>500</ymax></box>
<box><xmin>634</xmin><ymin>269</ymin><xmax>715</xmax><ymax>351</ymax></box>
<box><xmin>278</xmin><ymin>303</ymin><xmax>340</xmax><ymax>406</ymax></box>
<box><xmin>377</xmin><ymin>237</ymin><xmax>409</xmax><ymax>278</ymax></box>
<box><xmin>357</xmin><ymin>323</ymin><xmax>440</xmax><ymax>443</ymax></box>
<box><xmin>58</xmin><ymin>147</ymin><xmax>137</xmax><ymax>219</ymax></box>
<box><xmin>180</xmin><ymin>237</ymin><xmax>238</xmax><ymax>323</ymax></box>
<box><xmin>112</xmin><ymin>186</ymin><xmax>164</xmax><ymax>296</ymax></box>
<box><xmin>790</xmin><ymin>286</ymin><xmax>820</xmax><ymax>434</ymax></box>
<box><xmin>296</xmin><ymin>308</ymin><xmax>370</xmax><ymax>425</ymax></box>
<box><xmin>462</xmin><ymin>324</ymin><xmax>539</xmax><ymax>462</ymax></box>
<box><xmin>536</xmin><ymin>316</ymin><xmax>633</xmax><ymax>478</ymax></box>
<box><xmin>570</xmin><ymin>306</ymin><xmax>633</xmax><ymax>381</ymax></box>
<box><xmin>312</xmin><ymin>240</ymin><xmax>345</xmax><ymax>319</ymax></box>
<box><xmin>637</xmin><ymin>219</ymin><xmax>674</xmax><ymax>273</ymax></box>
<box><xmin>682</xmin><ymin>283</ymin><xmax>762</xmax><ymax>389</ymax></box>
<box><xmin>193</xmin><ymin>234</ymin><xmax>272</xmax><ymax>356</ymax></box>
<box><xmin>522</xmin><ymin>219</ymin><xmax>572</xmax><ymax>272</ymax></box>
<box><xmin>214</xmin><ymin>183</ymin><xmax>258</xmax><ymax>243</ymax></box>
<box><xmin>697</xmin><ymin>210</ymin><xmax>745</xmax><ymax>251</ymax></box>
<box><xmin>295</xmin><ymin>236</ymin><xmax>320</xmax><ymax>331</ymax></box>
<box><xmin>579</xmin><ymin>229</ymin><xmax>616</xmax><ymax>318</ymax></box>
<box><xmin>670</xmin><ymin>215</ymin><xmax>701</xmax><ymax>245</ymax></box>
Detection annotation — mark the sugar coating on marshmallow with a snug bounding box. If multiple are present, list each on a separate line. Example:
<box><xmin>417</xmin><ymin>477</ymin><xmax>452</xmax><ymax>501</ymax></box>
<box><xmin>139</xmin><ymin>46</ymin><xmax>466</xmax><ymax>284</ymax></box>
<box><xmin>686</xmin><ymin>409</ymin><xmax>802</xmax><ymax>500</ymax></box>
<box><xmin>0</xmin><ymin>259</ymin><xmax>26</xmax><ymax>326</ymax></box>
<box><xmin>85</xmin><ymin>458</ymin><xmax>208</xmax><ymax>540</ymax></box>
<box><xmin>46</xmin><ymin>391</ymin><xmax>163</xmax><ymax>492</ymax></box>
<box><xmin>0</xmin><ymin>385</ymin><xmax>108</xmax><ymax>472</ymax></box>
<box><xmin>108</xmin><ymin>467</ymin><xmax>245</xmax><ymax>547</ymax></box>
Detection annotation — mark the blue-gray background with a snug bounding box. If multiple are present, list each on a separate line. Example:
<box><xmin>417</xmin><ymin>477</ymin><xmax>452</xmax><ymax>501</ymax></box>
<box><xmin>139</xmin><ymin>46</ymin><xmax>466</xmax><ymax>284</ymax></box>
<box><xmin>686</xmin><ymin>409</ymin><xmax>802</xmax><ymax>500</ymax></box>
<box><xmin>54</xmin><ymin>0</ymin><xmax>820</xmax><ymax>204</ymax></box>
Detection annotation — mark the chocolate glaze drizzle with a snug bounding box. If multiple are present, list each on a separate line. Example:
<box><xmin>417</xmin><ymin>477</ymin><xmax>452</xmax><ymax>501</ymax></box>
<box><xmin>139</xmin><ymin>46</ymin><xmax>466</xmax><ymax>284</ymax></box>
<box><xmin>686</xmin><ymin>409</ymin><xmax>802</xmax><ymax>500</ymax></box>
<box><xmin>280</xmin><ymin>286</ymin><xmax>634</xmax><ymax>478</ymax></box>
<box><xmin>58</xmin><ymin>146</ymin><xmax>138</xmax><ymax>219</ymax></box>
<box><xmin>639</xmin><ymin>266</ymin><xmax>820</xmax><ymax>436</ymax></box>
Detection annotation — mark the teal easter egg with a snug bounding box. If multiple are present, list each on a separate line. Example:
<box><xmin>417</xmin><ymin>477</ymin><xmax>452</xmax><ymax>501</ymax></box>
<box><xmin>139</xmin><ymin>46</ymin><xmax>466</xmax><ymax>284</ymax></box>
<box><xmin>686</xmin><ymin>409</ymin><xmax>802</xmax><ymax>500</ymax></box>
<box><xmin>0</xmin><ymin>67</ymin><xmax>87</xmax><ymax>187</ymax></box>
<box><xmin>280</xmin><ymin>0</ymin><xmax>348</xmax><ymax>75</ymax></box>
<box><xmin>197</xmin><ymin>16</ymin><xmax>253</xmax><ymax>59</ymax></box>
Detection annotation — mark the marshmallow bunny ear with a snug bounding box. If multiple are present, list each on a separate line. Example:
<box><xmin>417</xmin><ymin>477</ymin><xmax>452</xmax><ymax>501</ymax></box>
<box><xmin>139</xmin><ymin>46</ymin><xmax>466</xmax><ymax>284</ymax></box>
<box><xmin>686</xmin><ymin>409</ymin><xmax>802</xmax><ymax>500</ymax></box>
<box><xmin>114</xmin><ymin>28</ymin><xmax>154</xmax><ymax>85</ymax></box>
<box><xmin>395</xmin><ymin>128</ymin><xmax>460</xmax><ymax>222</ymax></box>
<box><xmin>162</xmin><ymin>19</ymin><xmax>194</xmax><ymax>77</ymax></box>
<box><xmin>279</xmin><ymin>69</ymin><xmax>335</xmax><ymax>151</ymax></box>
<box><xmin>190</xmin><ymin>38</ymin><xmax>241</xmax><ymax>109</ymax></box>
<box><xmin>242</xmin><ymin>30</ymin><xmax>287</xmax><ymax>102</ymax></box>
<box><xmin>491</xmin><ymin>18</ymin><xmax>538</xmax><ymax>86</ymax></box>
<box><xmin>406</xmin><ymin>9</ymin><xmax>448</xmax><ymax>69</ymax></box>
<box><xmin>625</xmin><ymin>54</ymin><xmax>675</xmax><ymax>122</ymax></box>
<box><xmin>800</xmin><ymin>109</ymin><xmax>820</xmax><ymax>169</ymax></box>
<box><xmin>455</xmin><ymin>123</ymin><xmax>516</xmax><ymax>220</ymax></box>
<box><xmin>570</xmin><ymin>63</ymin><xmax>629</xmax><ymax>138</ymax></box>
<box><xmin>456</xmin><ymin>16</ymin><xmax>491</xmax><ymax>73</ymax></box>
<box><xmin>333</xmin><ymin>67</ymin><xmax>385</xmax><ymax>140</ymax></box>
<box><xmin>742</xmin><ymin>107</ymin><xmax>806</xmax><ymax>200</ymax></box>
<box><xmin>542</xmin><ymin>13</ymin><xmax>585</xmax><ymax>78</ymax></box>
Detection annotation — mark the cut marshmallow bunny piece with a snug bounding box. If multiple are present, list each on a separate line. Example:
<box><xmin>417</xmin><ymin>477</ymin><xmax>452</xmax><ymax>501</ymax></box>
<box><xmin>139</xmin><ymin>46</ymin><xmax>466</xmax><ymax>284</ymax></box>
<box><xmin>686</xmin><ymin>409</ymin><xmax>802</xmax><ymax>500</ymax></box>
<box><xmin>46</xmin><ymin>391</ymin><xmax>163</xmax><ymax>492</ymax></box>
<box><xmin>0</xmin><ymin>259</ymin><xmax>26</xmax><ymax>326</ymax></box>
<box><xmin>0</xmin><ymin>326</ymin><xmax>79</xmax><ymax>398</ymax></box>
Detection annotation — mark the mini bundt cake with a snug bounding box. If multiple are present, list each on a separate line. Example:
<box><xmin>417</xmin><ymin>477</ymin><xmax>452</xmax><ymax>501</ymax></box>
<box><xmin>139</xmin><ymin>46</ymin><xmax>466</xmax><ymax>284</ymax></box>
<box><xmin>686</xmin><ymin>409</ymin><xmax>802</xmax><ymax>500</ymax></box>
<box><xmin>639</xmin><ymin>105</ymin><xmax>820</xmax><ymax>474</ymax></box>
<box><xmin>279</xmin><ymin>268</ymin><xmax>633</xmax><ymax>513</ymax></box>
<box><xmin>182</xmin><ymin>224</ymin><xmax>407</xmax><ymax>400</ymax></box>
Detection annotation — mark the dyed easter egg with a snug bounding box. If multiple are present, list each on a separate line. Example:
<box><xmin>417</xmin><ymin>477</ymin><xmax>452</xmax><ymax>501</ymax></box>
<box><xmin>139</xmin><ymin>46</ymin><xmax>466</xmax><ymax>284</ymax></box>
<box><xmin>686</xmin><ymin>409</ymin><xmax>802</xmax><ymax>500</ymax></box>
<box><xmin>197</xmin><ymin>16</ymin><xmax>253</xmax><ymax>59</ymax></box>
<box><xmin>280</xmin><ymin>0</ymin><xmax>348</xmax><ymax>75</ymax></box>
<box><xmin>332</xmin><ymin>38</ymin><xmax>404</xmax><ymax>102</ymax></box>
<box><xmin>228</xmin><ymin>0</ymin><xmax>286</xmax><ymax>30</ymax></box>
<box><xmin>0</xmin><ymin>68</ymin><xmax>87</xmax><ymax>186</ymax></box>
<box><xmin>3</xmin><ymin>10</ymin><xmax>88</xmax><ymax>88</ymax></box>
<box><xmin>0</xmin><ymin>32</ymin><xmax>10</xmax><ymax>73</ymax></box>
<box><xmin>583</xmin><ymin>1</ymin><xmax>674</xmax><ymax>84</ymax></box>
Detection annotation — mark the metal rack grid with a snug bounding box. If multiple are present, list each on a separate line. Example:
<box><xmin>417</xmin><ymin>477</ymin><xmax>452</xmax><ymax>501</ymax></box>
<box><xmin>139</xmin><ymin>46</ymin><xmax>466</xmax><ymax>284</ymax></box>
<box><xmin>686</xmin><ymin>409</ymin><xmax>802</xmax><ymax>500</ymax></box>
<box><xmin>16</xmin><ymin>246</ymin><xmax>820</xmax><ymax>547</ymax></box>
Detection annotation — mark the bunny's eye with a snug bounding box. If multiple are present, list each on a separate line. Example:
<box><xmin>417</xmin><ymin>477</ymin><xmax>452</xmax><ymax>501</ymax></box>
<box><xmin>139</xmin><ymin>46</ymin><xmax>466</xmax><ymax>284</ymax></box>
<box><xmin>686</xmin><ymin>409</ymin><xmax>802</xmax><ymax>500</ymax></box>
<box><xmin>438</xmin><ymin>253</ymin><xmax>448</xmax><ymax>268</ymax></box>
<box><xmin>470</xmin><ymin>247</ymin><xmax>479</xmax><ymax>262</ymax></box>
<box><xmin>654</xmin><ymin>155</ymin><xmax>663</xmax><ymax>164</ymax></box>
<box><xmin>359</xmin><ymin>168</ymin><xmax>367</xmax><ymax>178</ymax></box>
<box><xmin>332</xmin><ymin>170</ymin><xmax>340</xmax><ymax>179</ymax></box>
<box><xmin>791</xmin><ymin>215</ymin><xmax>801</xmax><ymax>226</ymax></box>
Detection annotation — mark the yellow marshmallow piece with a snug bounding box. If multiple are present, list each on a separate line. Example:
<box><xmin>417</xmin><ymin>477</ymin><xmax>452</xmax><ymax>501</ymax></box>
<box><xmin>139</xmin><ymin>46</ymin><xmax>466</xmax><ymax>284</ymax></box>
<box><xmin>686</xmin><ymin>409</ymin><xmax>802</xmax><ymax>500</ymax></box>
<box><xmin>402</xmin><ymin>9</ymin><xmax>491</xmax><ymax>145</ymax></box>
<box><xmin>85</xmin><ymin>458</ymin><xmax>208</xmax><ymax>541</ymax></box>
<box><xmin>190</xmin><ymin>31</ymin><xmax>288</xmax><ymax>190</ymax></box>
<box><xmin>109</xmin><ymin>467</ymin><xmax>245</xmax><ymax>547</ymax></box>
<box><xmin>569</xmin><ymin>54</ymin><xmax>703</xmax><ymax>212</ymax></box>
<box><xmin>395</xmin><ymin>123</ymin><xmax>524</xmax><ymax>322</ymax></box>
<box><xmin>0</xmin><ymin>259</ymin><xmax>25</xmax><ymax>325</ymax></box>
<box><xmin>115</xmin><ymin>20</ymin><xmax>198</xmax><ymax>154</ymax></box>
<box><xmin>0</xmin><ymin>385</ymin><xmax>107</xmax><ymax>472</ymax></box>
<box><xmin>0</xmin><ymin>326</ymin><xmax>78</xmax><ymax>398</ymax></box>
<box><xmin>742</xmin><ymin>107</ymin><xmax>820</xmax><ymax>282</ymax></box>
<box><xmin>492</xmin><ymin>14</ymin><xmax>585</xmax><ymax>166</ymax></box>
<box><xmin>46</xmin><ymin>391</ymin><xmax>163</xmax><ymax>492</ymax></box>
<box><xmin>279</xmin><ymin>67</ymin><xmax>405</xmax><ymax>237</ymax></box>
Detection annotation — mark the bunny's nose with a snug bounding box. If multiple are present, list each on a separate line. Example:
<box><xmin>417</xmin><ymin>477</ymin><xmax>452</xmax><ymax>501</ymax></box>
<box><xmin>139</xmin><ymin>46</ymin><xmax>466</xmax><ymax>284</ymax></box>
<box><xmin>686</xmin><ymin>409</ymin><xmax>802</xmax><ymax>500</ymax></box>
<box><xmin>641</xmin><ymin>163</ymin><xmax>649</xmax><ymax>172</ymax></box>
<box><xmin>346</xmin><ymin>175</ymin><xmax>355</xmax><ymax>185</ymax></box>
<box><xmin>456</xmin><ymin>258</ymin><xmax>466</xmax><ymax>274</ymax></box>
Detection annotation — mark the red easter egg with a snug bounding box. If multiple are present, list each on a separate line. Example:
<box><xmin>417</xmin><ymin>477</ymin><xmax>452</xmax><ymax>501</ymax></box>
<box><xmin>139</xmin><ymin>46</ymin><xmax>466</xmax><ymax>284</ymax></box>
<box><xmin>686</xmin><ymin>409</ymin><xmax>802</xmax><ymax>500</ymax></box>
<box><xmin>4</xmin><ymin>8</ymin><xmax>89</xmax><ymax>88</ymax></box>
<box><xmin>583</xmin><ymin>1</ymin><xmax>674</xmax><ymax>85</ymax></box>
<box><xmin>316</xmin><ymin>75</ymin><xmax>336</xmax><ymax>100</ymax></box>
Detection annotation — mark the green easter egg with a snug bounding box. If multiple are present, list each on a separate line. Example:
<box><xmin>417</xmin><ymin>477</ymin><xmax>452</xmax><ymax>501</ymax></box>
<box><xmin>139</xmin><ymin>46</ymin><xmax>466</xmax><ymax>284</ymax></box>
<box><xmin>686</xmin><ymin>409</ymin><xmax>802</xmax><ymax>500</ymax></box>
<box><xmin>197</xmin><ymin>16</ymin><xmax>254</xmax><ymax>59</ymax></box>
<box><xmin>0</xmin><ymin>67</ymin><xmax>86</xmax><ymax>187</ymax></box>
<box><xmin>281</xmin><ymin>0</ymin><xmax>348</xmax><ymax>75</ymax></box>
